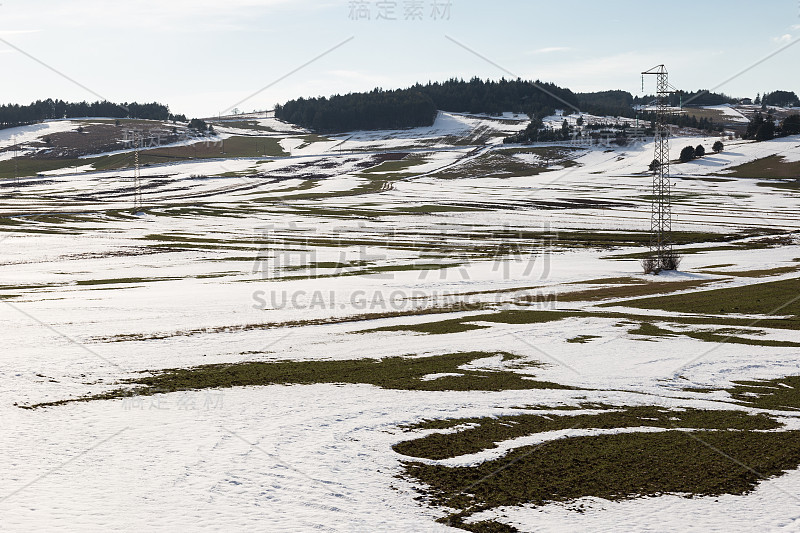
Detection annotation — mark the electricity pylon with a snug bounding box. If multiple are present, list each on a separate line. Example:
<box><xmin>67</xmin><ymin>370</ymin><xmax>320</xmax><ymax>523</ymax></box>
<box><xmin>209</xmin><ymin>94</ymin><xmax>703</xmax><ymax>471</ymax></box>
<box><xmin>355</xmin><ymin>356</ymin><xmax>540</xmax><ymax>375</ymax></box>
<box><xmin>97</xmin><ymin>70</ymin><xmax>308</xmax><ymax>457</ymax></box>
<box><xmin>642</xmin><ymin>65</ymin><xmax>679</xmax><ymax>271</ymax></box>
<box><xmin>132</xmin><ymin>131</ymin><xmax>143</xmax><ymax>213</ymax></box>
<box><xmin>13</xmin><ymin>135</ymin><xmax>19</xmax><ymax>190</ymax></box>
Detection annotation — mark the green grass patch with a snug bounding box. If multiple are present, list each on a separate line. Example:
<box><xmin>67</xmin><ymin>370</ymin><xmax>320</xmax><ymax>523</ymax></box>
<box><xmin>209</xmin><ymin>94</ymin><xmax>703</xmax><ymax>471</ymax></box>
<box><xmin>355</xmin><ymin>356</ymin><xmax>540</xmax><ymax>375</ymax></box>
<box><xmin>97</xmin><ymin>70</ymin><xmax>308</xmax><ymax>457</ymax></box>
<box><xmin>618</xmin><ymin>276</ymin><xmax>800</xmax><ymax>320</ymax></box>
<box><xmin>406</xmin><ymin>429</ymin><xmax>800</xmax><ymax>531</ymax></box>
<box><xmin>0</xmin><ymin>158</ymin><xmax>85</xmax><ymax>179</ymax></box>
<box><xmin>566</xmin><ymin>335</ymin><xmax>600</xmax><ymax>343</ymax></box>
<box><xmin>478</xmin><ymin>309</ymin><xmax>575</xmax><ymax>325</ymax></box>
<box><xmin>394</xmin><ymin>406</ymin><xmax>780</xmax><ymax>460</ymax></box>
<box><xmin>607</xmin><ymin>232</ymin><xmax>792</xmax><ymax>260</ymax></box>
<box><xmin>570</xmin><ymin>276</ymin><xmax>643</xmax><ymax>285</ymax></box>
<box><xmin>75</xmin><ymin>276</ymin><xmax>182</xmax><ymax>286</ymax></box>
<box><xmin>363</xmin><ymin>310</ymin><xmax>576</xmax><ymax>336</ymax></box>
<box><xmin>628</xmin><ymin>322</ymin><xmax>800</xmax><ymax>347</ymax></box>
<box><xmin>93</xmin><ymin>303</ymin><xmax>492</xmax><ymax>343</ymax></box>
<box><xmin>212</xmin><ymin>120</ymin><xmax>277</xmax><ymax>132</ymax></box>
<box><xmin>730</xmin><ymin>375</ymin><xmax>800</xmax><ymax>410</ymax></box>
<box><xmin>559</xmin><ymin>229</ymin><xmax>762</xmax><ymax>250</ymax></box>
<box><xmin>538</xmin><ymin>279</ymin><xmax>712</xmax><ymax>303</ymax></box>
<box><xmin>723</xmin><ymin>155</ymin><xmax>800</xmax><ymax>179</ymax></box>
<box><xmin>29</xmin><ymin>352</ymin><xmax>575</xmax><ymax>408</ymax></box>
<box><xmin>698</xmin><ymin>265</ymin><xmax>800</xmax><ymax>278</ymax></box>
<box><xmin>141</xmin><ymin>135</ymin><xmax>286</xmax><ymax>160</ymax></box>
<box><xmin>701</xmin><ymin>264</ymin><xmax>735</xmax><ymax>269</ymax></box>
<box><xmin>358</xmin><ymin>154</ymin><xmax>421</xmax><ymax>175</ymax></box>
<box><xmin>757</xmin><ymin>179</ymin><xmax>800</xmax><ymax>192</ymax></box>
<box><xmin>364</xmin><ymin>319</ymin><xmax>490</xmax><ymax>335</ymax></box>
<box><xmin>427</xmin><ymin>150</ymin><xmax>570</xmax><ymax>180</ymax></box>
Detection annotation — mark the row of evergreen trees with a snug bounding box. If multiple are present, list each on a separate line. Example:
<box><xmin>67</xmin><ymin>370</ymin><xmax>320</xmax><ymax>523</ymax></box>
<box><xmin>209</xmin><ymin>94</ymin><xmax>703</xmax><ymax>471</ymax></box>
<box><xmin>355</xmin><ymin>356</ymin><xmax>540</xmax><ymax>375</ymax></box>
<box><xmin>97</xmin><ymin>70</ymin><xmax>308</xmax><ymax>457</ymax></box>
<box><xmin>743</xmin><ymin>112</ymin><xmax>800</xmax><ymax>141</ymax></box>
<box><xmin>0</xmin><ymin>99</ymin><xmax>178</xmax><ymax>129</ymax></box>
<box><xmin>756</xmin><ymin>91</ymin><xmax>800</xmax><ymax>107</ymax></box>
<box><xmin>418</xmin><ymin>77</ymin><xmax>578</xmax><ymax>117</ymax></box>
<box><xmin>275</xmin><ymin>88</ymin><xmax>437</xmax><ymax>133</ymax></box>
<box><xmin>276</xmin><ymin>78</ymin><xmax>583</xmax><ymax>133</ymax></box>
<box><xmin>633</xmin><ymin>90</ymin><xmax>738</xmax><ymax>108</ymax></box>
<box><xmin>275</xmin><ymin>78</ymin><xmax>752</xmax><ymax>134</ymax></box>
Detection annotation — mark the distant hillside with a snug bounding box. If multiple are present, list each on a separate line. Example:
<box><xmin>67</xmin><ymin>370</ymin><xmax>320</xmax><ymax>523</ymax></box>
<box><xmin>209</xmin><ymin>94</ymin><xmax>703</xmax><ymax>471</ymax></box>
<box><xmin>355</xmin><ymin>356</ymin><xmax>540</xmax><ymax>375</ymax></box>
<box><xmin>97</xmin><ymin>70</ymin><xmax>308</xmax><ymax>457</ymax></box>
<box><xmin>0</xmin><ymin>99</ymin><xmax>182</xmax><ymax>130</ymax></box>
<box><xmin>275</xmin><ymin>78</ymin><xmax>798</xmax><ymax>135</ymax></box>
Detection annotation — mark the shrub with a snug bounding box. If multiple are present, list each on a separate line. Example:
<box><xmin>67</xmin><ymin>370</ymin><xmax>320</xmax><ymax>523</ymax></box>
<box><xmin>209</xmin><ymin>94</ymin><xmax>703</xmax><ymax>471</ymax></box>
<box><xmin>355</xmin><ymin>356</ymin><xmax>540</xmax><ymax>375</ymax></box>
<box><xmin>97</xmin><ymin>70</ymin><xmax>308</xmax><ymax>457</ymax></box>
<box><xmin>712</xmin><ymin>140</ymin><xmax>724</xmax><ymax>153</ymax></box>
<box><xmin>695</xmin><ymin>144</ymin><xmax>705</xmax><ymax>157</ymax></box>
<box><xmin>642</xmin><ymin>252</ymin><xmax>682</xmax><ymax>274</ymax></box>
<box><xmin>648</xmin><ymin>159</ymin><xmax>660</xmax><ymax>172</ymax></box>
<box><xmin>660</xmin><ymin>251</ymin><xmax>682</xmax><ymax>271</ymax></box>
<box><xmin>188</xmin><ymin>118</ymin><xmax>207</xmax><ymax>132</ymax></box>
<box><xmin>641</xmin><ymin>257</ymin><xmax>657</xmax><ymax>274</ymax></box>
<box><xmin>679</xmin><ymin>145</ymin><xmax>696</xmax><ymax>162</ymax></box>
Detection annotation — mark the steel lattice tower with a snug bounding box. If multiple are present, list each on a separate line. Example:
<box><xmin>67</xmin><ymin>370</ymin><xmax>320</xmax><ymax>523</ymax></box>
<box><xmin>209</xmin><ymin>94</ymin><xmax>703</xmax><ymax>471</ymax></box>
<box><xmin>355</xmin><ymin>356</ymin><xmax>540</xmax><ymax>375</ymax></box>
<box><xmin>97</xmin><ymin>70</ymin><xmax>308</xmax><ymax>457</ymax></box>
<box><xmin>132</xmin><ymin>131</ymin><xmax>143</xmax><ymax>213</ymax></box>
<box><xmin>12</xmin><ymin>135</ymin><xmax>19</xmax><ymax>189</ymax></box>
<box><xmin>642</xmin><ymin>65</ymin><xmax>676</xmax><ymax>270</ymax></box>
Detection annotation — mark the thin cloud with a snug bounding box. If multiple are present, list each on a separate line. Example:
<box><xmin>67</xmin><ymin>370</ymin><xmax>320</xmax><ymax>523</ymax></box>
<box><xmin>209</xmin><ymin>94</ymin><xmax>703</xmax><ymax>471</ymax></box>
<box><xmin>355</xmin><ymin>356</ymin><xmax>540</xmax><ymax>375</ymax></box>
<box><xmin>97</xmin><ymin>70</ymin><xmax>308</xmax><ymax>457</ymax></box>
<box><xmin>527</xmin><ymin>46</ymin><xmax>571</xmax><ymax>55</ymax></box>
<box><xmin>773</xmin><ymin>34</ymin><xmax>793</xmax><ymax>44</ymax></box>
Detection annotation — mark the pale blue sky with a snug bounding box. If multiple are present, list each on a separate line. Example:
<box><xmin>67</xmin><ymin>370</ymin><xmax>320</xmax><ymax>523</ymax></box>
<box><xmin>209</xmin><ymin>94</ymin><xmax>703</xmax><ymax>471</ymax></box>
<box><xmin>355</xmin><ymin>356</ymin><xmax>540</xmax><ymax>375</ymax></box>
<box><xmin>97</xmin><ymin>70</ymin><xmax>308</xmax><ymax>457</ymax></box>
<box><xmin>1</xmin><ymin>0</ymin><xmax>799</xmax><ymax>117</ymax></box>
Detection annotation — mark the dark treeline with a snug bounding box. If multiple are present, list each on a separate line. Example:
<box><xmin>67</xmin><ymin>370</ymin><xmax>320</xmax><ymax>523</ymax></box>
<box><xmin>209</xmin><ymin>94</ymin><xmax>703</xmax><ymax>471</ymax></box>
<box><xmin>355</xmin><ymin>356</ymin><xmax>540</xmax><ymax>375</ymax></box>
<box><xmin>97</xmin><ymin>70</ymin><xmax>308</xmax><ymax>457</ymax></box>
<box><xmin>275</xmin><ymin>77</ymin><xmax>800</xmax><ymax>138</ymax></box>
<box><xmin>0</xmin><ymin>99</ymin><xmax>181</xmax><ymax>129</ymax></box>
<box><xmin>276</xmin><ymin>78</ymin><xmax>581</xmax><ymax>133</ymax></box>
<box><xmin>418</xmin><ymin>77</ymin><xmax>578</xmax><ymax>116</ymax></box>
<box><xmin>577</xmin><ymin>90</ymin><xmax>635</xmax><ymax>118</ymax></box>
<box><xmin>743</xmin><ymin>112</ymin><xmax>800</xmax><ymax>141</ymax></box>
<box><xmin>276</xmin><ymin>78</ymin><xmax>763</xmax><ymax>134</ymax></box>
<box><xmin>761</xmin><ymin>90</ymin><xmax>800</xmax><ymax>107</ymax></box>
<box><xmin>275</xmin><ymin>88</ymin><xmax>437</xmax><ymax>133</ymax></box>
<box><xmin>634</xmin><ymin>90</ymin><xmax>738</xmax><ymax>108</ymax></box>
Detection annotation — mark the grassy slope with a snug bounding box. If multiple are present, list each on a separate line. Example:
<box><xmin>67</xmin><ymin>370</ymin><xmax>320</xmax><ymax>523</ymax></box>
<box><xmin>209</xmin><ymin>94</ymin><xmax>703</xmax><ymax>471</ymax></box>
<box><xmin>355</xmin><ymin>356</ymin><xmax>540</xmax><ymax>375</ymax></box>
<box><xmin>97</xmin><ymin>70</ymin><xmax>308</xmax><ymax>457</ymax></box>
<box><xmin>0</xmin><ymin>136</ymin><xmax>286</xmax><ymax>178</ymax></box>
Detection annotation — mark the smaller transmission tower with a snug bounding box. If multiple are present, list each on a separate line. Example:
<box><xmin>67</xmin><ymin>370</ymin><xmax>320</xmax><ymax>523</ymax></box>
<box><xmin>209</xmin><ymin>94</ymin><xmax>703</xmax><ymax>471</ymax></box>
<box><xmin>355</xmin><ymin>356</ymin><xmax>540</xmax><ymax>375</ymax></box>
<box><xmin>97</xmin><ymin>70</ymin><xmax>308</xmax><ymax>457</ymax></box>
<box><xmin>642</xmin><ymin>65</ymin><xmax>679</xmax><ymax>271</ymax></box>
<box><xmin>12</xmin><ymin>135</ymin><xmax>19</xmax><ymax>189</ymax></box>
<box><xmin>132</xmin><ymin>131</ymin><xmax>143</xmax><ymax>213</ymax></box>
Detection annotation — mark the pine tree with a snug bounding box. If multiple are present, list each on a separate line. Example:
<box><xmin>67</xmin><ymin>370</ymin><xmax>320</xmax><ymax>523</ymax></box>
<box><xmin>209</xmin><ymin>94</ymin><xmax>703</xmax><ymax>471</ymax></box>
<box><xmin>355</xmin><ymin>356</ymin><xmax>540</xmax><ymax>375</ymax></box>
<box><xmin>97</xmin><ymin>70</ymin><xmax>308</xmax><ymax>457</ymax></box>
<box><xmin>679</xmin><ymin>146</ymin><xmax>696</xmax><ymax>162</ymax></box>
<box><xmin>780</xmin><ymin>114</ymin><xmax>800</xmax><ymax>135</ymax></box>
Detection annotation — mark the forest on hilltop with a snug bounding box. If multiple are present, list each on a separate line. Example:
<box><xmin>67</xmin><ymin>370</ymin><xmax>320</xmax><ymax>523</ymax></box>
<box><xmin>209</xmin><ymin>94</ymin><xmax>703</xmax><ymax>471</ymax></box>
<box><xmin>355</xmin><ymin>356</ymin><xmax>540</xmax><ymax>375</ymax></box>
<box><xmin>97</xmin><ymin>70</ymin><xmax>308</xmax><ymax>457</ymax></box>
<box><xmin>0</xmin><ymin>99</ymin><xmax>182</xmax><ymax>129</ymax></box>
<box><xmin>275</xmin><ymin>78</ymin><xmax>765</xmax><ymax>134</ymax></box>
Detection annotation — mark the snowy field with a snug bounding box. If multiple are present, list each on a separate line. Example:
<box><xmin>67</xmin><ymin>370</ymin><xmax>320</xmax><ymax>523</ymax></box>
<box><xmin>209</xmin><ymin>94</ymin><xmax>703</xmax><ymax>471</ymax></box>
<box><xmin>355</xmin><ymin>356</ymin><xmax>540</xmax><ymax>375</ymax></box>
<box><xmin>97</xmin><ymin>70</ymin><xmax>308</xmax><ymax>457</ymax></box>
<box><xmin>2</xmin><ymin>114</ymin><xmax>800</xmax><ymax>531</ymax></box>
